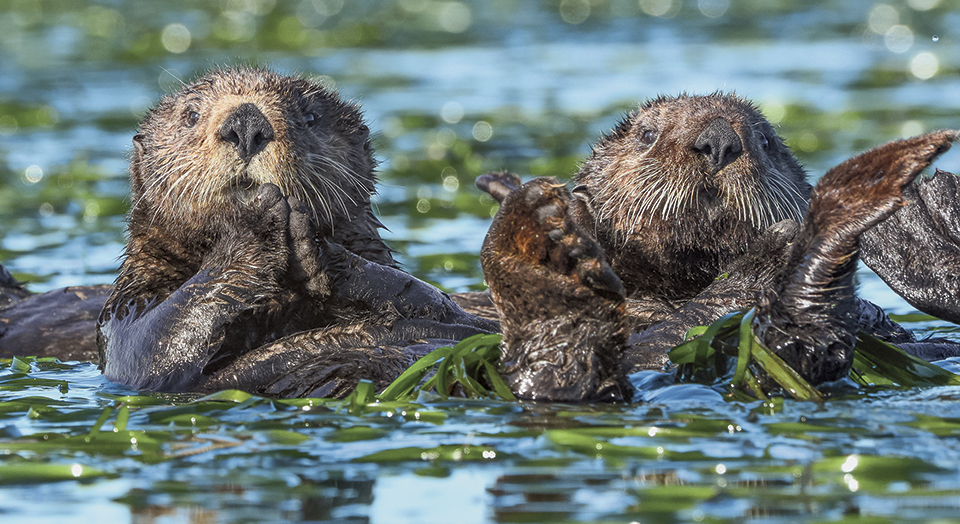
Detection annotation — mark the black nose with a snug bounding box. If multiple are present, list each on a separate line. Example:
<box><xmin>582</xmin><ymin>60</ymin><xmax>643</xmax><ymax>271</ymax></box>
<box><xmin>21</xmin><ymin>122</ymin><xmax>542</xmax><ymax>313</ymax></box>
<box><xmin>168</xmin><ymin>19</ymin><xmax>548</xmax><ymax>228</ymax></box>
<box><xmin>220</xmin><ymin>103</ymin><xmax>275</xmax><ymax>161</ymax></box>
<box><xmin>694</xmin><ymin>117</ymin><xmax>743</xmax><ymax>171</ymax></box>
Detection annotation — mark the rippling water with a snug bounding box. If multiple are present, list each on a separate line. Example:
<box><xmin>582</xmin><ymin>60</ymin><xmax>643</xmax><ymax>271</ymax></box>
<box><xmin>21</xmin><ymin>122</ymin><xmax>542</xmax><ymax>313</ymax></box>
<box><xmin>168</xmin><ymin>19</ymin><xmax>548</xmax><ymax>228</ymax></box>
<box><xmin>1</xmin><ymin>1</ymin><xmax>960</xmax><ymax>522</ymax></box>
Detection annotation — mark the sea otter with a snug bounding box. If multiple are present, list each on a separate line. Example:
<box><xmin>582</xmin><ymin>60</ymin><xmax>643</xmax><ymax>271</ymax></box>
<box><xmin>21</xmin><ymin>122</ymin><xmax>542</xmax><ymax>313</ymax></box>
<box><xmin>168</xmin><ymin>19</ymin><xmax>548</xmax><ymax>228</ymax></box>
<box><xmin>95</xmin><ymin>67</ymin><xmax>495</xmax><ymax>396</ymax></box>
<box><xmin>476</xmin><ymin>94</ymin><xmax>960</xmax><ymax>401</ymax></box>
<box><xmin>572</xmin><ymin>95</ymin><xmax>810</xmax><ymax>303</ymax></box>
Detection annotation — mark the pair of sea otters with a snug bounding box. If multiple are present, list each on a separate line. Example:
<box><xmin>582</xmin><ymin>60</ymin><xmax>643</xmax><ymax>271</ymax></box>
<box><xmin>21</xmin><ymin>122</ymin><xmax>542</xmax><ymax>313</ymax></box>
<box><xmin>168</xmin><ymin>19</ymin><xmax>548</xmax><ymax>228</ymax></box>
<box><xmin>2</xmin><ymin>67</ymin><xmax>960</xmax><ymax>402</ymax></box>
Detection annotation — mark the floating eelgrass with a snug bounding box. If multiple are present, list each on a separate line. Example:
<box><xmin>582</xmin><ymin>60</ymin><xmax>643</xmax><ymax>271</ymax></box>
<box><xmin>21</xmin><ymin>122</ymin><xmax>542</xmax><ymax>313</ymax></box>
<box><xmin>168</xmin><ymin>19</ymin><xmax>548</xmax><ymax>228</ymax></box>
<box><xmin>357</xmin><ymin>333</ymin><xmax>514</xmax><ymax>404</ymax></box>
<box><xmin>365</xmin><ymin>312</ymin><xmax>960</xmax><ymax>404</ymax></box>
<box><xmin>669</xmin><ymin>308</ymin><xmax>960</xmax><ymax>401</ymax></box>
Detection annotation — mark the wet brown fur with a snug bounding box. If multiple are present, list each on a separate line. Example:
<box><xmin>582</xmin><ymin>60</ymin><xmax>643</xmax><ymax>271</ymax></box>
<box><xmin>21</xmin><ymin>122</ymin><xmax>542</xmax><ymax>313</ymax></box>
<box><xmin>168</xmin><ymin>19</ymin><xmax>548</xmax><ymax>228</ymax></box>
<box><xmin>481</xmin><ymin>178</ymin><xmax>632</xmax><ymax>401</ymax></box>
<box><xmin>476</xmin><ymin>90</ymin><xmax>960</xmax><ymax>394</ymax></box>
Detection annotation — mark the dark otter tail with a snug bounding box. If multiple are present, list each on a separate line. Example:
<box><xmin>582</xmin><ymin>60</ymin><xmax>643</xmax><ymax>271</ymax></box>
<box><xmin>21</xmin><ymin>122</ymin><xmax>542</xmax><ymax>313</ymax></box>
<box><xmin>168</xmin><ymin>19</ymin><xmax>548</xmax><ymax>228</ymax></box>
<box><xmin>753</xmin><ymin>130</ymin><xmax>957</xmax><ymax>385</ymax></box>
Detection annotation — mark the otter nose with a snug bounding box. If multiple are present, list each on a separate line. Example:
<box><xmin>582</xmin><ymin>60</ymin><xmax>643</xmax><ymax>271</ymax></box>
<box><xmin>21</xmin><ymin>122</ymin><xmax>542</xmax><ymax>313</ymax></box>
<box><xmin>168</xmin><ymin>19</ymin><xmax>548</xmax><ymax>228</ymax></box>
<box><xmin>694</xmin><ymin>117</ymin><xmax>743</xmax><ymax>171</ymax></box>
<box><xmin>220</xmin><ymin>103</ymin><xmax>275</xmax><ymax>161</ymax></box>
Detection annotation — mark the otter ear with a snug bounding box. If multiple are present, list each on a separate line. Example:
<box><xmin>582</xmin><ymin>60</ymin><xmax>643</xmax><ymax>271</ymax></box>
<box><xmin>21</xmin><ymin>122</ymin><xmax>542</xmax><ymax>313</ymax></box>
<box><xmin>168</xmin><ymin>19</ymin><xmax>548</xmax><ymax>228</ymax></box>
<box><xmin>129</xmin><ymin>133</ymin><xmax>146</xmax><ymax>196</ymax></box>
<box><xmin>358</xmin><ymin>124</ymin><xmax>371</xmax><ymax>149</ymax></box>
<box><xmin>132</xmin><ymin>133</ymin><xmax>145</xmax><ymax>156</ymax></box>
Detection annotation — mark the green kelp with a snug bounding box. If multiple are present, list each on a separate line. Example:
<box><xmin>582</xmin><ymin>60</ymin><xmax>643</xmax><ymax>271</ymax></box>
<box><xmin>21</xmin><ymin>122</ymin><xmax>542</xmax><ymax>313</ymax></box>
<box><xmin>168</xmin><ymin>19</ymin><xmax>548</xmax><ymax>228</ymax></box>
<box><xmin>669</xmin><ymin>309</ymin><xmax>960</xmax><ymax>401</ymax></box>
<box><xmin>377</xmin><ymin>333</ymin><xmax>513</xmax><ymax>402</ymax></box>
<box><xmin>3</xmin><ymin>350</ymin><xmax>960</xmax><ymax>521</ymax></box>
<box><xmin>0</xmin><ymin>357</ymin><xmax>465</xmax><ymax>474</ymax></box>
<box><xmin>368</xmin><ymin>314</ymin><xmax>960</xmax><ymax>404</ymax></box>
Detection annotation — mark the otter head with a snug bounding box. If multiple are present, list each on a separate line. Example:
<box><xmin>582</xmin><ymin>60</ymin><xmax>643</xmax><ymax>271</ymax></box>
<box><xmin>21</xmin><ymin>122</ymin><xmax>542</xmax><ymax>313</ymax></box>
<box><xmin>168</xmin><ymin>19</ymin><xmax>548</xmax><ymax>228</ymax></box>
<box><xmin>574</xmin><ymin>93</ymin><xmax>811</xmax><ymax>300</ymax></box>
<box><xmin>128</xmin><ymin>67</ymin><xmax>378</xmax><ymax>254</ymax></box>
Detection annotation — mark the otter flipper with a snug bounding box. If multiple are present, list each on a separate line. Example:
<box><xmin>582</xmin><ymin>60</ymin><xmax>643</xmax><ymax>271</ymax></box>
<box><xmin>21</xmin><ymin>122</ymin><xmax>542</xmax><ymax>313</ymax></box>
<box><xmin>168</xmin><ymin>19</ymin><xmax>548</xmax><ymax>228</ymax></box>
<box><xmin>753</xmin><ymin>129</ymin><xmax>958</xmax><ymax>385</ymax></box>
<box><xmin>862</xmin><ymin>166</ymin><xmax>960</xmax><ymax>325</ymax></box>
<box><xmin>481</xmin><ymin>177</ymin><xmax>632</xmax><ymax>402</ymax></box>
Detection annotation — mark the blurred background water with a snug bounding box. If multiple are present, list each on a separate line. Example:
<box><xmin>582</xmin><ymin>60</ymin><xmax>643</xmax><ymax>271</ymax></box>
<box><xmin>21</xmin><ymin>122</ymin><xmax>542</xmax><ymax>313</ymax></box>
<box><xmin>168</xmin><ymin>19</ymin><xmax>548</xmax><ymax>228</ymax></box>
<box><xmin>2</xmin><ymin>1</ymin><xmax>960</xmax><ymax>523</ymax></box>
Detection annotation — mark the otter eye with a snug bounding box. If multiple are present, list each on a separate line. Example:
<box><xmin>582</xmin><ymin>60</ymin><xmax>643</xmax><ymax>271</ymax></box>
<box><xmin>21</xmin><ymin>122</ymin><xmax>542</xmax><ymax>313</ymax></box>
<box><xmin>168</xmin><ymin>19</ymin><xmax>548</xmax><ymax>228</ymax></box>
<box><xmin>185</xmin><ymin>111</ymin><xmax>200</xmax><ymax>128</ymax></box>
<box><xmin>640</xmin><ymin>129</ymin><xmax>657</xmax><ymax>145</ymax></box>
<box><xmin>305</xmin><ymin>112</ymin><xmax>319</xmax><ymax>127</ymax></box>
<box><xmin>758</xmin><ymin>131</ymin><xmax>770</xmax><ymax>149</ymax></box>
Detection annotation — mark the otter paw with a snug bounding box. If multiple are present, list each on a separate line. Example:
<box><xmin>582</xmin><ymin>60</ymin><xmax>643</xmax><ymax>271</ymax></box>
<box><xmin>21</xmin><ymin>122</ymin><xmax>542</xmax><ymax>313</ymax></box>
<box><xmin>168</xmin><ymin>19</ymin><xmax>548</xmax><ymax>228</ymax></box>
<box><xmin>480</xmin><ymin>177</ymin><xmax>631</xmax><ymax>402</ymax></box>
<box><xmin>245</xmin><ymin>183</ymin><xmax>291</xmax><ymax>243</ymax></box>
<box><xmin>206</xmin><ymin>183</ymin><xmax>292</xmax><ymax>281</ymax></box>
<box><xmin>482</xmin><ymin>177</ymin><xmax>624</xmax><ymax>307</ymax></box>
<box><xmin>286</xmin><ymin>195</ymin><xmax>326</xmax><ymax>295</ymax></box>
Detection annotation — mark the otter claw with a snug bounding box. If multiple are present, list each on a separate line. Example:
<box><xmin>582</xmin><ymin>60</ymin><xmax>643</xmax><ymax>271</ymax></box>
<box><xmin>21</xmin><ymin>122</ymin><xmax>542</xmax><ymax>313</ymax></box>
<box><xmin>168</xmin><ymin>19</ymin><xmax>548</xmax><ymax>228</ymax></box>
<box><xmin>476</xmin><ymin>171</ymin><xmax>523</xmax><ymax>203</ymax></box>
<box><xmin>254</xmin><ymin>183</ymin><xmax>284</xmax><ymax>210</ymax></box>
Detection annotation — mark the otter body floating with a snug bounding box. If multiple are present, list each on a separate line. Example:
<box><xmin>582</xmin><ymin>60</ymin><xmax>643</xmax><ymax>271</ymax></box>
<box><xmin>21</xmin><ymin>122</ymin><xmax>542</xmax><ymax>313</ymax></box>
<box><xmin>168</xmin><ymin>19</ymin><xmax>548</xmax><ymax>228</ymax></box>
<box><xmin>95</xmin><ymin>67</ymin><xmax>495</xmax><ymax>396</ymax></box>
<box><xmin>477</xmin><ymin>94</ymin><xmax>960</xmax><ymax>399</ymax></box>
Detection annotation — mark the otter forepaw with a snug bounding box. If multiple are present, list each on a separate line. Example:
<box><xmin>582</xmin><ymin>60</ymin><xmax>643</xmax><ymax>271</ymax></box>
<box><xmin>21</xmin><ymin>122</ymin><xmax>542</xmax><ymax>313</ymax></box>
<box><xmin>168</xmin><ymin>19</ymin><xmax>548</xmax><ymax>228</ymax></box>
<box><xmin>253</xmin><ymin>182</ymin><xmax>284</xmax><ymax>211</ymax></box>
<box><xmin>286</xmin><ymin>196</ymin><xmax>326</xmax><ymax>295</ymax></box>
<box><xmin>483</xmin><ymin>177</ymin><xmax>624</xmax><ymax>303</ymax></box>
<box><xmin>247</xmin><ymin>183</ymin><xmax>291</xmax><ymax>244</ymax></box>
<box><xmin>480</xmin><ymin>177</ymin><xmax>632</xmax><ymax>402</ymax></box>
<box><xmin>203</xmin><ymin>183</ymin><xmax>291</xmax><ymax>278</ymax></box>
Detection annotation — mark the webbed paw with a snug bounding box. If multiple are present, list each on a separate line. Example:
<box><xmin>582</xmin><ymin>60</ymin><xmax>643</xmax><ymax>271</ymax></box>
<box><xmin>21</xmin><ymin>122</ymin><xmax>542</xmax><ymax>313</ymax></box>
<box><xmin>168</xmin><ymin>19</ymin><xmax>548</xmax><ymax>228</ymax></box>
<box><xmin>862</xmin><ymin>168</ymin><xmax>960</xmax><ymax>325</ymax></box>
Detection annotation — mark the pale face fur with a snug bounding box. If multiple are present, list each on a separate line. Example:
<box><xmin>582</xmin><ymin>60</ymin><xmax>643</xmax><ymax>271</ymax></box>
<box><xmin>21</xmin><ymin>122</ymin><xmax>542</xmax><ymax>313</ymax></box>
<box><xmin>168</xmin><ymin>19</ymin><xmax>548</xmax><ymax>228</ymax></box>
<box><xmin>130</xmin><ymin>67</ymin><xmax>375</xmax><ymax>236</ymax></box>
<box><xmin>584</xmin><ymin>94</ymin><xmax>809</xmax><ymax>249</ymax></box>
<box><xmin>574</xmin><ymin>93</ymin><xmax>812</xmax><ymax>299</ymax></box>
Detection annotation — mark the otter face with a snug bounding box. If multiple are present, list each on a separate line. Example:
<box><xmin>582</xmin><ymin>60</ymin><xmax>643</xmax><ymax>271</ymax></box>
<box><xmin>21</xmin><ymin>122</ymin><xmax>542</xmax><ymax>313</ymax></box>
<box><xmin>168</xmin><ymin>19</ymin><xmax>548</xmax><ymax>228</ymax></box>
<box><xmin>575</xmin><ymin>93</ymin><xmax>812</xmax><ymax>298</ymax></box>
<box><xmin>130</xmin><ymin>67</ymin><xmax>375</xmax><ymax>234</ymax></box>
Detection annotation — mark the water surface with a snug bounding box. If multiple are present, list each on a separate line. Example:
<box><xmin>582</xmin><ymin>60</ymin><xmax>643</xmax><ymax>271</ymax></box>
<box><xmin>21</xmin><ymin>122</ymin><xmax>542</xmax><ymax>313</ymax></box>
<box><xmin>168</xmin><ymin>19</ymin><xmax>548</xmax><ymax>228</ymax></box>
<box><xmin>2</xmin><ymin>1</ymin><xmax>960</xmax><ymax>522</ymax></box>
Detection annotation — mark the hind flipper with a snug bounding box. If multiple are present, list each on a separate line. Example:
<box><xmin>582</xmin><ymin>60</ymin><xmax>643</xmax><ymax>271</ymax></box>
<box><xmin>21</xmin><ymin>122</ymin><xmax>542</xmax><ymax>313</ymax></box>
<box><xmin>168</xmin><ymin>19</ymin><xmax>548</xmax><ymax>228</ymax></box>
<box><xmin>754</xmin><ymin>130</ymin><xmax>957</xmax><ymax>385</ymax></box>
<box><xmin>862</xmin><ymin>166</ymin><xmax>960</xmax><ymax>325</ymax></box>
